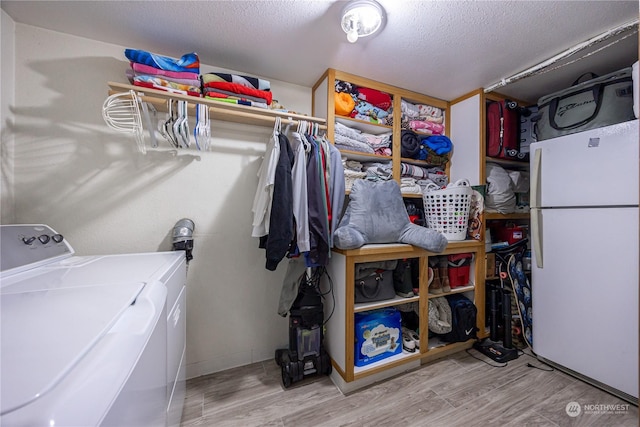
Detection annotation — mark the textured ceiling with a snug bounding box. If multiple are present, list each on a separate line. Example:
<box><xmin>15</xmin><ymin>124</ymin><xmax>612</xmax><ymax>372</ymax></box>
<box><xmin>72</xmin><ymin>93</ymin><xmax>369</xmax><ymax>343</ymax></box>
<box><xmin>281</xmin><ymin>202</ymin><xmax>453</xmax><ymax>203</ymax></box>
<box><xmin>2</xmin><ymin>0</ymin><xmax>638</xmax><ymax>104</ymax></box>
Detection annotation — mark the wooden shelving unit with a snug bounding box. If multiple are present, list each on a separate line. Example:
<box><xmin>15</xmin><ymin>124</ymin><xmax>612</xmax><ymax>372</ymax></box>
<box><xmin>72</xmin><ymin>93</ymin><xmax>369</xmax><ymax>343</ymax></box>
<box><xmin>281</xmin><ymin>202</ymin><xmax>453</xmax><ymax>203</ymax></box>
<box><xmin>312</xmin><ymin>69</ymin><xmax>450</xmax><ymax>183</ymax></box>
<box><xmin>324</xmin><ymin>240</ymin><xmax>484</xmax><ymax>386</ymax></box>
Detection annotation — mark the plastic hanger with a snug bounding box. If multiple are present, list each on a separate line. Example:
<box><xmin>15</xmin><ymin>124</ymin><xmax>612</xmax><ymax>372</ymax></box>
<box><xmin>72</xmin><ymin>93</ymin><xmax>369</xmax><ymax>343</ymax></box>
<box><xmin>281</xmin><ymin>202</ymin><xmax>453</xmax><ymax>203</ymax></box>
<box><xmin>178</xmin><ymin>100</ymin><xmax>190</xmax><ymax>148</ymax></box>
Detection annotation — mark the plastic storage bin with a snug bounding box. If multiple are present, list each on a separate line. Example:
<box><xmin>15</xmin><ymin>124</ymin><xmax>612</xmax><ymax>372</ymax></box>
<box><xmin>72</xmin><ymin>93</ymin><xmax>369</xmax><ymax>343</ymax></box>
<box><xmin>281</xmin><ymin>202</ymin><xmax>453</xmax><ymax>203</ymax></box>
<box><xmin>354</xmin><ymin>308</ymin><xmax>402</xmax><ymax>366</ymax></box>
<box><xmin>447</xmin><ymin>253</ymin><xmax>473</xmax><ymax>288</ymax></box>
<box><xmin>497</xmin><ymin>223</ymin><xmax>525</xmax><ymax>245</ymax></box>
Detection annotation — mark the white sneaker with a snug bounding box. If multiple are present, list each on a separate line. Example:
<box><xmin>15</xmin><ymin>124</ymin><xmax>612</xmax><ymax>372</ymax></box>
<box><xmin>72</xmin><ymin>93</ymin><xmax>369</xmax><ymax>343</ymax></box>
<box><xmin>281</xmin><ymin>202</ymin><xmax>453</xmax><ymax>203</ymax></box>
<box><xmin>402</xmin><ymin>327</ymin><xmax>420</xmax><ymax>351</ymax></box>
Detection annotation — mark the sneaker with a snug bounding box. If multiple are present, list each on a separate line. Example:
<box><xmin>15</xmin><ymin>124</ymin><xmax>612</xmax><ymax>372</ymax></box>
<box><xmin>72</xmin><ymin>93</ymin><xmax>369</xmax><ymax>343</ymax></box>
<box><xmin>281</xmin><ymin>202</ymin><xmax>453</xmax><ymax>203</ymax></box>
<box><xmin>403</xmin><ymin>327</ymin><xmax>420</xmax><ymax>350</ymax></box>
<box><xmin>402</xmin><ymin>329</ymin><xmax>416</xmax><ymax>353</ymax></box>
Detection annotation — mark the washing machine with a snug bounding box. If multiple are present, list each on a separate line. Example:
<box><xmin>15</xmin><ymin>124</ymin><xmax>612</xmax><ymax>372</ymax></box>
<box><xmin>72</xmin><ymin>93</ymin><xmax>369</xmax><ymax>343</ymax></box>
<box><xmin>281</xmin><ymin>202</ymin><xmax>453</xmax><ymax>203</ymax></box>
<box><xmin>0</xmin><ymin>224</ymin><xmax>187</xmax><ymax>427</ymax></box>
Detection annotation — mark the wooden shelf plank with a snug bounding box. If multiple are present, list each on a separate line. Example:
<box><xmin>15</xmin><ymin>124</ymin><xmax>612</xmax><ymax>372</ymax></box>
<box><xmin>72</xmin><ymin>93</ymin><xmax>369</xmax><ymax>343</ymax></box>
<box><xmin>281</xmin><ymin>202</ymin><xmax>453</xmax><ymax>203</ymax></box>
<box><xmin>108</xmin><ymin>81</ymin><xmax>327</xmax><ymax>129</ymax></box>
<box><xmin>485</xmin><ymin>212</ymin><xmax>530</xmax><ymax>220</ymax></box>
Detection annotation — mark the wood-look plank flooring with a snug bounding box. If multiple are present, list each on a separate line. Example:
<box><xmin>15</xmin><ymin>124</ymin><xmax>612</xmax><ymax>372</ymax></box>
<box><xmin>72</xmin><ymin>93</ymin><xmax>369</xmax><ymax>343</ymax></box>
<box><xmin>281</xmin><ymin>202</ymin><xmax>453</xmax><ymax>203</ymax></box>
<box><xmin>180</xmin><ymin>349</ymin><xmax>638</xmax><ymax>427</ymax></box>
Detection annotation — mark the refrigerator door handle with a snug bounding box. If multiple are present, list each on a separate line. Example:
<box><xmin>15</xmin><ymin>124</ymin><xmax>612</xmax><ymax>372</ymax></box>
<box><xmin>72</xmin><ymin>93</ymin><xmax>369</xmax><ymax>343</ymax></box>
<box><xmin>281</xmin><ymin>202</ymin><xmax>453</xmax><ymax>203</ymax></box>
<box><xmin>530</xmin><ymin>147</ymin><xmax>541</xmax><ymax>209</ymax></box>
<box><xmin>531</xmin><ymin>208</ymin><xmax>543</xmax><ymax>268</ymax></box>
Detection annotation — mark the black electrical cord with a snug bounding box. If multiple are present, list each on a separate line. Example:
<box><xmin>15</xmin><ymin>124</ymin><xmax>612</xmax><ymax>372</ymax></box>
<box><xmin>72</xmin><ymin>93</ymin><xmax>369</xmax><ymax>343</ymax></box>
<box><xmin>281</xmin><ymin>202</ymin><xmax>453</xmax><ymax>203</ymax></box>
<box><xmin>298</xmin><ymin>266</ymin><xmax>335</xmax><ymax>326</ymax></box>
<box><xmin>465</xmin><ymin>348</ymin><xmax>508</xmax><ymax>368</ymax></box>
<box><xmin>520</xmin><ymin>348</ymin><xmax>555</xmax><ymax>372</ymax></box>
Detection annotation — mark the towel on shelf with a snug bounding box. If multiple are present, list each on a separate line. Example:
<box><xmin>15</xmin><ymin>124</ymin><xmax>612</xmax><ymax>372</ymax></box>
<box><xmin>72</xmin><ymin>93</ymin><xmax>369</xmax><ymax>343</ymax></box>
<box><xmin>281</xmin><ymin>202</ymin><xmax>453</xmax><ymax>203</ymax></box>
<box><xmin>409</xmin><ymin>120</ymin><xmax>444</xmax><ymax>135</ymax></box>
<box><xmin>351</xmin><ymin>100</ymin><xmax>389</xmax><ymax>120</ymax></box>
<box><xmin>132</xmin><ymin>79</ymin><xmax>202</xmax><ymax>97</ymax></box>
<box><xmin>202</xmin><ymin>81</ymin><xmax>273</xmax><ymax>105</ymax></box>
<box><xmin>334</xmin><ymin>122</ymin><xmax>369</xmax><ymax>143</ymax></box>
<box><xmin>400</xmin><ymin>178</ymin><xmax>422</xmax><ymax>195</ymax></box>
<box><xmin>351</xmin><ymin>113</ymin><xmax>387</xmax><ymax>125</ymax></box>
<box><xmin>125</xmin><ymin>49</ymin><xmax>199</xmax><ymax>73</ymax></box>
<box><xmin>334</xmin><ymin>134</ymin><xmax>375</xmax><ymax>154</ymax></box>
<box><xmin>132</xmin><ymin>75</ymin><xmax>201</xmax><ymax>95</ymax></box>
<box><xmin>130</xmin><ymin>62</ymin><xmax>200</xmax><ymax>80</ymax></box>
<box><xmin>418</xmin><ymin>104</ymin><xmax>443</xmax><ymax>118</ymax></box>
<box><xmin>422</xmin><ymin>135</ymin><xmax>453</xmax><ymax>155</ymax></box>
<box><xmin>203</xmin><ymin>87</ymin><xmax>268</xmax><ymax>104</ymax></box>
<box><xmin>401</xmin><ymin>99</ymin><xmax>421</xmax><ymax>119</ymax></box>
<box><xmin>127</xmin><ymin>69</ymin><xmax>201</xmax><ymax>87</ymax></box>
<box><xmin>363</xmin><ymin>132</ymin><xmax>392</xmax><ymax>149</ymax></box>
<box><xmin>201</xmin><ymin>72</ymin><xmax>270</xmax><ymax>91</ymax></box>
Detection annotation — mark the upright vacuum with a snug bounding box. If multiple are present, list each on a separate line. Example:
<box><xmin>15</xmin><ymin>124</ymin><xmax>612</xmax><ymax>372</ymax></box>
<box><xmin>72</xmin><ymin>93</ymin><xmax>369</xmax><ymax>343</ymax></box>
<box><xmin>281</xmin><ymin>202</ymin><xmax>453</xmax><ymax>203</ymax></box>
<box><xmin>275</xmin><ymin>268</ymin><xmax>332</xmax><ymax>388</ymax></box>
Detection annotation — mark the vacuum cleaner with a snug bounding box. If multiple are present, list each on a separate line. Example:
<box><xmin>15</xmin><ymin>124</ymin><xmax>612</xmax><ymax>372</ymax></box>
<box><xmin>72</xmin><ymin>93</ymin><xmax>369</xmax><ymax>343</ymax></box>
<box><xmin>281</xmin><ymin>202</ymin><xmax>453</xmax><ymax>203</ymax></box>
<box><xmin>473</xmin><ymin>239</ymin><xmax>528</xmax><ymax>363</ymax></box>
<box><xmin>275</xmin><ymin>268</ymin><xmax>332</xmax><ymax>388</ymax></box>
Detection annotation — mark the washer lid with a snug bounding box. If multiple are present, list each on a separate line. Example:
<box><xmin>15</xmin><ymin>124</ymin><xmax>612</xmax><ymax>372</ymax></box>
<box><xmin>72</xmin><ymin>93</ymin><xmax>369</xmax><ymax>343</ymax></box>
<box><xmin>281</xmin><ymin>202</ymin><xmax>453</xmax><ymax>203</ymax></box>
<box><xmin>1</xmin><ymin>281</ymin><xmax>145</xmax><ymax>415</ymax></box>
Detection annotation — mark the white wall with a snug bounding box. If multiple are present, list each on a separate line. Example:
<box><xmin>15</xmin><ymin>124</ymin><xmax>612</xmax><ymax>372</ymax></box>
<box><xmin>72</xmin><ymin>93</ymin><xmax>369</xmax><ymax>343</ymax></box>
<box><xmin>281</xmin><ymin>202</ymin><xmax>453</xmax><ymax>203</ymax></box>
<box><xmin>3</xmin><ymin>21</ymin><xmax>315</xmax><ymax>378</ymax></box>
<box><xmin>449</xmin><ymin>93</ymin><xmax>482</xmax><ymax>185</ymax></box>
<box><xmin>1</xmin><ymin>10</ymin><xmax>16</xmax><ymax>222</ymax></box>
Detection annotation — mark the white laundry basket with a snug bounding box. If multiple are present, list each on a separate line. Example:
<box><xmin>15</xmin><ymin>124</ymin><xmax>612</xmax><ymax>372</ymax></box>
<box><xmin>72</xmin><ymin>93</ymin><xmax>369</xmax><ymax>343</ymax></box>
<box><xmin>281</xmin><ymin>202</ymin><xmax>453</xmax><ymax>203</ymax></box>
<box><xmin>422</xmin><ymin>179</ymin><xmax>473</xmax><ymax>241</ymax></box>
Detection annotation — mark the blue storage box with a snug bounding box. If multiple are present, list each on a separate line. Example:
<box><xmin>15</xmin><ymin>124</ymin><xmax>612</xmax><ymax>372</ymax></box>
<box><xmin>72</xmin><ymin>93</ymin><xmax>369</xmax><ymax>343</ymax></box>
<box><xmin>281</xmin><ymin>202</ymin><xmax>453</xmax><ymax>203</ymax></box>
<box><xmin>354</xmin><ymin>308</ymin><xmax>402</xmax><ymax>366</ymax></box>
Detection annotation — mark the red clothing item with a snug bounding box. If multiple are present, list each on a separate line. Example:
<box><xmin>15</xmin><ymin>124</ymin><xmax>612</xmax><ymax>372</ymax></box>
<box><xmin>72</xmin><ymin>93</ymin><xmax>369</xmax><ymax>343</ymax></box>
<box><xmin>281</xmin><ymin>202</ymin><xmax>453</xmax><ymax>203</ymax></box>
<box><xmin>203</xmin><ymin>81</ymin><xmax>272</xmax><ymax>105</ymax></box>
<box><xmin>357</xmin><ymin>87</ymin><xmax>392</xmax><ymax>110</ymax></box>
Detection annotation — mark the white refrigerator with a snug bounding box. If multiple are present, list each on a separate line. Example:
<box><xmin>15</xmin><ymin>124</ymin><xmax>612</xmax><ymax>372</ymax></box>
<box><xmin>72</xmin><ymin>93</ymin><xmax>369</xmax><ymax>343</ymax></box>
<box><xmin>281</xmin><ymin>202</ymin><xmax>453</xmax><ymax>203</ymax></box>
<box><xmin>530</xmin><ymin>119</ymin><xmax>639</xmax><ymax>402</ymax></box>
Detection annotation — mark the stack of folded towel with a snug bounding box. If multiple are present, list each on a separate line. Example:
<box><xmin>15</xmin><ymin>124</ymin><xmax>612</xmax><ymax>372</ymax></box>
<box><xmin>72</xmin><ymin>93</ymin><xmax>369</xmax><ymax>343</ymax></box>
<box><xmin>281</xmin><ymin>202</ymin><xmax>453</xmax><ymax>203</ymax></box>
<box><xmin>201</xmin><ymin>72</ymin><xmax>273</xmax><ymax>108</ymax></box>
<box><xmin>400</xmin><ymin>100</ymin><xmax>445</xmax><ymax>136</ymax></box>
<box><xmin>125</xmin><ymin>49</ymin><xmax>202</xmax><ymax>97</ymax></box>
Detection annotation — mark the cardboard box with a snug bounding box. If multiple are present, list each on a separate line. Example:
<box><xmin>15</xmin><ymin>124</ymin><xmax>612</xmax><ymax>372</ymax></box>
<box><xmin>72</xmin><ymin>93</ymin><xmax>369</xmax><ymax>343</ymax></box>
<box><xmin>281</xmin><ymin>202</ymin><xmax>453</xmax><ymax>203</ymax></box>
<box><xmin>486</xmin><ymin>253</ymin><xmax>497</xmax><ymax>279</ymax></box>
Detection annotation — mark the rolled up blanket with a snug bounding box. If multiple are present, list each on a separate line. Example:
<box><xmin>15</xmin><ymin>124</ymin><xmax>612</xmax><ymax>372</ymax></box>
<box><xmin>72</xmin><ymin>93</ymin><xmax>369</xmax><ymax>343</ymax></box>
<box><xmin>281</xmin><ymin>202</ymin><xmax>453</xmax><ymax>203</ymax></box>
<box><xmin>401</xmin><ymin>130</ymin><xmax>421</xmax><ymax>159</ymax></box>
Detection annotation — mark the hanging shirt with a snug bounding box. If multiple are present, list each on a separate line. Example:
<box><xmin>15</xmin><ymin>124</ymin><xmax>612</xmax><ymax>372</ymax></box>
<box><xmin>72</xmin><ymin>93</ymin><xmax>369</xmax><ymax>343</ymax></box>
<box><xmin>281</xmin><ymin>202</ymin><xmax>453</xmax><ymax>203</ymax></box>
<box><xmin>305</xmin><ymin>135</ymin><xmax>330</xmax><ymax>267</ymax></box>
<box><xmin>259</xmin><ymin>133</ymin><xmax>295</xmax><ymax>271</ymax></box>
<box><xmin>251</xmin><ymin>129</ymin><xmax>280</xmax><ymax>238</ymax></box>
<box><xmin>290</xmin><ymin>132</ymin><xmax>310</xmax><ymax>253</ymax></box>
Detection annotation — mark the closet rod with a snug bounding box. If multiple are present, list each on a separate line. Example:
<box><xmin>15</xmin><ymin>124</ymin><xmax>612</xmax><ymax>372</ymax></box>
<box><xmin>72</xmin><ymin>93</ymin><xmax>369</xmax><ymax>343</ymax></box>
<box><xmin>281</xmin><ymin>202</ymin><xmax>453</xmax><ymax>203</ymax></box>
<box><xmin>484</xmin><ymin>18</ymin><xmax>639</xmax><ymax>93</ymax></box>
<box><xmin>107</xmin><ymin>82</ymin><xmax>327</xmax><ymax>130</ymax></box>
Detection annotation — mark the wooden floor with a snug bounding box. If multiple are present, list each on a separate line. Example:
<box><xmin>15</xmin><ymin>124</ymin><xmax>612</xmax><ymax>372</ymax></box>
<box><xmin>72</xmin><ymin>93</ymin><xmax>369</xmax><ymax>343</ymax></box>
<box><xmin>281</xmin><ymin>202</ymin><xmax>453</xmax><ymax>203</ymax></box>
<box><xmin>180</xmin><ymin>349</ymin><xmax>638</xmax><ymax>427</ymax></box>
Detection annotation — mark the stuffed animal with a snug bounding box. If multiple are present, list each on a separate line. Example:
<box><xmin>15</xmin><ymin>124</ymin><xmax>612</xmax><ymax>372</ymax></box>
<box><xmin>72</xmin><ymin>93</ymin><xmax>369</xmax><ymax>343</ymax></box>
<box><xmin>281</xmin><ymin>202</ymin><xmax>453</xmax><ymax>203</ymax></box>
<box><xmin>334</xmin><ymin>180</ymin><xmax>448</xmax><ymax>252</ymax></box>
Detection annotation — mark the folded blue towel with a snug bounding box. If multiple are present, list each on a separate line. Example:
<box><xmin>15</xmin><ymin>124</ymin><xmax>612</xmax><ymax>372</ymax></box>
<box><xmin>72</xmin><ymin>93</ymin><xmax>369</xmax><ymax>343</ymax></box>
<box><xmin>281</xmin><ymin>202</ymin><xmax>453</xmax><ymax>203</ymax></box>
<box><xmin>125</xmin><ymin>49</ymin><xmax>199</xmax><ymax>73</ymax></box>
<box><xmin>421</xmin><ymin>135</ymin><xmax>453</xmax><ymax>155</ymax></box>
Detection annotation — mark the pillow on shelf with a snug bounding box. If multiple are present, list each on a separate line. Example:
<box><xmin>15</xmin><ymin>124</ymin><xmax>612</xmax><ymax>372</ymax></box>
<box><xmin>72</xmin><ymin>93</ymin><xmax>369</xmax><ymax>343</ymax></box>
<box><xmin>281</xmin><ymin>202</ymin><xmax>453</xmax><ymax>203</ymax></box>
<box><xmin>334</xmin><ymin>180</ymin><xmax>448</xmax><ymax>253</ymax></box>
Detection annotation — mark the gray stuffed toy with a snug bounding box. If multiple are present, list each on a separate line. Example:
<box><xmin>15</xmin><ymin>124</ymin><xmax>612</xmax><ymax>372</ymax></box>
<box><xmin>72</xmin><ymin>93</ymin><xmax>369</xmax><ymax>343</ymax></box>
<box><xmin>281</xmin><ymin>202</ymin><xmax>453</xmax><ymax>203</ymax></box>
<box><xmin>334</xmin><ymin>180</ymin><xmax>448</xmax><ymax>252</ymax></box>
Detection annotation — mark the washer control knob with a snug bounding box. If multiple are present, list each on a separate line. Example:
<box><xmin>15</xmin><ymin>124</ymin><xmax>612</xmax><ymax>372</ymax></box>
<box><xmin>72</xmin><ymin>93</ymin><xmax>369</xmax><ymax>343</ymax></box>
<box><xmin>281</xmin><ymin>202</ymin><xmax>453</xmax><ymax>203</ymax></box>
<box><xmin>52</xmin><ymin>234</ymin><xmax>64</xmax><ymax>243</ymax></box>
<box><xmin>22</xmin><ymin>236</ymin><xmax>36</xmax><ymax>245</ymax></box>
<box><xmin>38</xmin><ymin>234</ymin><xmax>50</xmax><ymax>244</ymax></box>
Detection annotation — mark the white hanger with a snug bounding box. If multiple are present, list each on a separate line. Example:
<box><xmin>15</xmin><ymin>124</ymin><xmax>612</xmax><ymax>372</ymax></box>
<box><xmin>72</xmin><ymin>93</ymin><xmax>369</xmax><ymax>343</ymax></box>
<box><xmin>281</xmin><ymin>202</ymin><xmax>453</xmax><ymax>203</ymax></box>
<box><xmin>273</xmin><ymin>117</ymin><xmax>281</xmax><ymax>137</ymax></box>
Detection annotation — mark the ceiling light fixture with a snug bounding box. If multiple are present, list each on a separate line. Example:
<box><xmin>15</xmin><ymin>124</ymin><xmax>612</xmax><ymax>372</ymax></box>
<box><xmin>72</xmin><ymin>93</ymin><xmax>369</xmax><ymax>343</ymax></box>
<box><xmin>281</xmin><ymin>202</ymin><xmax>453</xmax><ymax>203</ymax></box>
<box><xmin>341</xmin><ymin>0</ymin><xmax>386</xmax><ymax>44</ymax></box>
